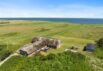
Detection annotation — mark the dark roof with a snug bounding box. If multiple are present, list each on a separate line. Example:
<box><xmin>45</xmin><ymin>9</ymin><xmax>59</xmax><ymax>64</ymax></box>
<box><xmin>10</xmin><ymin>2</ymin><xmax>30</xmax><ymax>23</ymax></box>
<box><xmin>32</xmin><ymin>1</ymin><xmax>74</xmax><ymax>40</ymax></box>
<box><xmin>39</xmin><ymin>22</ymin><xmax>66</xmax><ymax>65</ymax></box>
<box><xmin>84</xmin><ymin>43</ymin><xmax>96</xmax><ymax>52</ymax></box>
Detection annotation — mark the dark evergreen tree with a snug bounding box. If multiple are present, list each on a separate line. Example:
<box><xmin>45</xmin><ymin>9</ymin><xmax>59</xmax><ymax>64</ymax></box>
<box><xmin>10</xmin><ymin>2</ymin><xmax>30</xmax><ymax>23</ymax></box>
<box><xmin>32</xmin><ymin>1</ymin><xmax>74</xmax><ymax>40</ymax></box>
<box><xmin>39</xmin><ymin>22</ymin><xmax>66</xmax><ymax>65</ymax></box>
<box><xmin>96</xmin><ymin>38</ymin><xmax>103</xmax><ymax>49</ymax></box>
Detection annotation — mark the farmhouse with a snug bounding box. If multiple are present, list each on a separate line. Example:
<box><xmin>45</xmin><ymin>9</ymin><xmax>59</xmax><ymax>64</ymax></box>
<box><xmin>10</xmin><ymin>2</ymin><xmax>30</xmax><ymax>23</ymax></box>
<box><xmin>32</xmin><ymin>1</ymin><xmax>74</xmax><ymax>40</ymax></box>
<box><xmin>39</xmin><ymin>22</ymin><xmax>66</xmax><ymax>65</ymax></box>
<box><xmin>17</xmin><ymin>37</ymin><xmax>61</xmax><ymax>56</ymax></box>
<box><xmin>31</xmin><ymin>37</ymin><xmax>61</xmax><ymax>48</ymax></box>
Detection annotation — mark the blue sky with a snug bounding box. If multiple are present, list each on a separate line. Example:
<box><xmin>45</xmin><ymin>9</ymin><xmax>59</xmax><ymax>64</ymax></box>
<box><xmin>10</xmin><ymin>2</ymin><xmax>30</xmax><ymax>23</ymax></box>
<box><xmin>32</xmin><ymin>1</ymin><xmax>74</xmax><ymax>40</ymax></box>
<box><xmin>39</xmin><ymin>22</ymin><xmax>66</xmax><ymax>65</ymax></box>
<box><xmin>0</xmin><ymin>0</ymin><xmax>103</xmax><ymax>18</ymax></box>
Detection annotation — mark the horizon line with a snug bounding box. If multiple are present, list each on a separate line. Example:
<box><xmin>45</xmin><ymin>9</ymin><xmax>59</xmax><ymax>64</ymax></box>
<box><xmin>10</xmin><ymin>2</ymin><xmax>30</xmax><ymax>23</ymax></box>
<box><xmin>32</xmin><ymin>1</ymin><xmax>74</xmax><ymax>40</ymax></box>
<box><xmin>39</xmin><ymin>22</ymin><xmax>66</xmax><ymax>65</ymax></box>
<box><xmin>0</xmin><ymin>17</ymin><xmax>103</xmax><ymax>19</ymax></box>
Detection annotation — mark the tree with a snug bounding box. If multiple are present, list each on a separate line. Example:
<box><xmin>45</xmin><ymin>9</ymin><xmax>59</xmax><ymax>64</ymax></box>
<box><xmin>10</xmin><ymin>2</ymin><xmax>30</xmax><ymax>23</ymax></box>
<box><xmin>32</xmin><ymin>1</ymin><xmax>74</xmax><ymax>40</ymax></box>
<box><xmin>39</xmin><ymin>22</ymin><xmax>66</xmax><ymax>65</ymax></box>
<box><xmin>96</xmin><ymin>38</ymin><xmax>103</xmax><ymax>49</ymax></box>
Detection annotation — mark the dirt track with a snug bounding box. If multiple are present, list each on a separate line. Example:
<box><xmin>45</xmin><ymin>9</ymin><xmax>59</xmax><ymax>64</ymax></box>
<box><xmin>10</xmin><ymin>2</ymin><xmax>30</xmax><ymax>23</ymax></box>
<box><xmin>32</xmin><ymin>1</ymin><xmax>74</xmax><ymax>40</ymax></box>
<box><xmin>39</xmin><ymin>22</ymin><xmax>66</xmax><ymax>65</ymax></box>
<box><xmin>0</xmin><ymin>53</ymin><xmax>18</xmax><ymax>66</ymax></box>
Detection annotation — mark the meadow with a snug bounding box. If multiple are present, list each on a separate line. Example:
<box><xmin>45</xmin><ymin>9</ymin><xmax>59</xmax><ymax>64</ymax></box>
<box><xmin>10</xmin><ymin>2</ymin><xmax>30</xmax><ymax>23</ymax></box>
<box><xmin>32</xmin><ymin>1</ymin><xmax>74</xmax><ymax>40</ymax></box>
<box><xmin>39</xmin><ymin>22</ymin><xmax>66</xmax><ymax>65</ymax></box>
<box><xmin>0</xmin><ymin>20</ymin><xmax>103</xmax><ymax>71</ymax></box>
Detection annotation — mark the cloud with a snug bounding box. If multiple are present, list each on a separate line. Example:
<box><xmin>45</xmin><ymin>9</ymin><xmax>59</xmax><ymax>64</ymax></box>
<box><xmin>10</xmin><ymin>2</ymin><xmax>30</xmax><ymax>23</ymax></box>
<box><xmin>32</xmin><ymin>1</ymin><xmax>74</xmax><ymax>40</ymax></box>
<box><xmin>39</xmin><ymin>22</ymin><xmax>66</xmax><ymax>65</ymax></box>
<box><xmin>52</xmin><ymin>4</ymin><xmax>103</xmax><ymax>18</ymax></box>
<box><xmin>0</xmin><ymin>4</ymin><xmax>103</xmax><ymax>18</ymax></box>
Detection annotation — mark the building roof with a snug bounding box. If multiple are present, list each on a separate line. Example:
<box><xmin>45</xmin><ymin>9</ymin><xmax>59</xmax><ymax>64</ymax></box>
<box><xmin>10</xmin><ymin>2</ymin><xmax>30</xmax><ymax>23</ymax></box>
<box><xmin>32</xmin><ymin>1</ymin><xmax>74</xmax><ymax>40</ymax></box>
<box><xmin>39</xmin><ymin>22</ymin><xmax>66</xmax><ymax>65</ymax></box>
<box><xmin>19</xmin><ymin>37</ymin><xmax>61</xmax><ymax>55</ymax></box>
<box><xmin>20</xmin><ymin>44</ymin><xmax>36</xmax><ymax>55</ymax></box>
<box><xmin>84</xmin><ymin>43</ymin><xmax>96</xmax><ymax>52</ymax></box>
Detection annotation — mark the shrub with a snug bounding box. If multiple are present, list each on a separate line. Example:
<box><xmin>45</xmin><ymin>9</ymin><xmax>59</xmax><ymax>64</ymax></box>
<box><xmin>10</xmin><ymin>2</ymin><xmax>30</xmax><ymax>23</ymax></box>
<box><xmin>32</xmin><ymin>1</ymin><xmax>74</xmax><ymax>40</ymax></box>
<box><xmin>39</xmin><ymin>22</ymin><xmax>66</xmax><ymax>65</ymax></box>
<box><xmin>0</xmin><ymin>51</ymin><xmax>94</xmax><ymax>71</ymax></box>
<box><xmin>96</xmin><ymin>38</ymin><xmax>103</xmax><ymax>49</ymax></box>
<box><xmin>95</xmin><ymin>48</ymin><xmax>103</xmax><ymax>59</ymax></box>
<box><xmin>0</xmin><ymin>44</ymin><xmax>7</xmax><ymax>51</ymax></box>
<box><xmin>1</xmin><ymin>32</ymin><xmax>18</xmax><ymax>37</ymax></box>
<box><xmin>46</xmin><ymin>53</ymin><xmax>56</xmax><ymax>60</ymax></box>
<box><xmin>40</xmin><ymin>53</ymin><xmax>56</xmax><ymax>61</ymax></box>
<box><xmin>0</xmin><ymin>50</ymin><xmax>12</xmax><ymax>61</ymax></box>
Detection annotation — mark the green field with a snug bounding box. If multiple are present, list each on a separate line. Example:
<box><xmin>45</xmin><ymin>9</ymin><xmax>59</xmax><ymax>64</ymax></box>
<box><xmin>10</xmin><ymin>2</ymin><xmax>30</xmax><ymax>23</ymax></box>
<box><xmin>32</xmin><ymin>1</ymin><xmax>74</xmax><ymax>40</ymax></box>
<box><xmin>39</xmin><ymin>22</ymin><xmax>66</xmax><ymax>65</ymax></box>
<box><xmin>0</xmin><ymin>20</ymin><xmax>103</xmax><ymax>71</ymax></box>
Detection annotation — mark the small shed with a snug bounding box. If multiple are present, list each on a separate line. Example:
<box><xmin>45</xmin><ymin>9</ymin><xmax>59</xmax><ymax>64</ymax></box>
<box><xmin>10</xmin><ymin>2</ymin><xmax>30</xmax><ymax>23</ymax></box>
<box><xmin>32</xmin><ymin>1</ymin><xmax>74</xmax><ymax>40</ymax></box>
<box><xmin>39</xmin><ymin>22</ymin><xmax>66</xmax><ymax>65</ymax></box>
<box><xmin>83</xmin><ymin>43</ymin><xmax>96</xmax><ymax>52</ymax></box>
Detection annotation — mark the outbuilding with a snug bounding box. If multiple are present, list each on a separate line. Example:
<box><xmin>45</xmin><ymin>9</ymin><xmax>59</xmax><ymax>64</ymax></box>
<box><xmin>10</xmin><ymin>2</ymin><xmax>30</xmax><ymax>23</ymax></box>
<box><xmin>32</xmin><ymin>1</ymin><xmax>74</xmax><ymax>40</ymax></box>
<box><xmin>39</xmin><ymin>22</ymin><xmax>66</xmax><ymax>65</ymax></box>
<box><xmin>83</xmin><ymin>43</ymin><xmax>96</xmax><ymax>52</ymax></box>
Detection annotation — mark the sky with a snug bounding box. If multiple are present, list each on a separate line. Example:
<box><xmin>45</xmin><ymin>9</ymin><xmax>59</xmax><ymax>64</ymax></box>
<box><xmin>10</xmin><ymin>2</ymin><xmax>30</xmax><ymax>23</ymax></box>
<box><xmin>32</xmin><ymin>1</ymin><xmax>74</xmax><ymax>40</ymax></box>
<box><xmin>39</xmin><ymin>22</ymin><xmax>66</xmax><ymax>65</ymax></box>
<box><xmin>0</xmin><ymin>0</ymin><xmax>103</xmax><ymax>18</ymax></box>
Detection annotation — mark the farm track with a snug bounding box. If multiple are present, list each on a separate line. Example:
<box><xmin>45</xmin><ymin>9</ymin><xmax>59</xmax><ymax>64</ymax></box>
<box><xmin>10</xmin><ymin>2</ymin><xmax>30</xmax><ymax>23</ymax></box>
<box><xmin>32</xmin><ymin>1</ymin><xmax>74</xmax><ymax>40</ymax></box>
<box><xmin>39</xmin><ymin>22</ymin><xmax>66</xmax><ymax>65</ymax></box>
<box><xmin>0</xmin><ymin>53</ymin><xmax>19</xmax><ymax>66</ymax></box>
